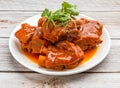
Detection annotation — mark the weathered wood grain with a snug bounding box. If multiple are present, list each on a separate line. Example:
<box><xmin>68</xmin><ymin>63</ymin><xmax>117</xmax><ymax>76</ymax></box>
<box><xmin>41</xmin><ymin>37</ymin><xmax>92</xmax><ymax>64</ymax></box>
<box><xmin>0</xmin><ymin>0</ymin><xmax>120</xmax><ymax>11</ymax></box>
<box><xmin>0</xmin><ymin>0</ymin><xmax>120</xmax><ymax>87</ymax></box>
<box><xmin>0</xmin><ymin>73</ymin><xmax>120</xmax><ymax>88</ymax></box>
<box><xmin>0</xmin><ymin>38</ymin><xmax>120</xmax><ymax>72</ymax></box>
<box><xmin>0</xmin><ymin>11</ymin><xmax>120</xmax><ymax>38</ymax></box>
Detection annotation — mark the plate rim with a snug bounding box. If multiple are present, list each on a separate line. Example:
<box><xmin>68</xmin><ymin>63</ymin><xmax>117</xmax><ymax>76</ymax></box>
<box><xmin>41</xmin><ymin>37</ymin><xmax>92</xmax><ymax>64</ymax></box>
<box><xmin>9</xmin><ymin>14</ymin><xmax>111</xmax><ymax>76</ymax></box>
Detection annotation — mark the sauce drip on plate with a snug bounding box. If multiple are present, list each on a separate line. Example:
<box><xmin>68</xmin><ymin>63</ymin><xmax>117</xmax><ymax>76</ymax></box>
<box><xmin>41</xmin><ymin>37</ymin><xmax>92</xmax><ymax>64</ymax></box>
<box><xmin>80</xmin><ymin>47</ymin><xmax>98</xmax><ymax>64</ymax></box>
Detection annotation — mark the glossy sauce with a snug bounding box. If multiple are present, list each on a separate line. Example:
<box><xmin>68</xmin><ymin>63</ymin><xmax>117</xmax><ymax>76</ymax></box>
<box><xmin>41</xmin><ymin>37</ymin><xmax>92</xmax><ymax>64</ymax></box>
<box><xmin>23</xmin><ymin>47</ymin><xmax>98</xmax><ymax>65</ymax></box>
<box><xmin>80</xmin><ymin>47</ymin><xmax>98</xmax><ymax>64</ymax></box>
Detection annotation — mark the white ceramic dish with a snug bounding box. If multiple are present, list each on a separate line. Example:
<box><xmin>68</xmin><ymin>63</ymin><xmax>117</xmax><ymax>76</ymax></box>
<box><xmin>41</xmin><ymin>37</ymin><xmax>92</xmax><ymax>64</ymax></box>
<box><xmin>9</xmin><ymin>14</ymin><xmax>111</xmax><ymax>76</ymax></box>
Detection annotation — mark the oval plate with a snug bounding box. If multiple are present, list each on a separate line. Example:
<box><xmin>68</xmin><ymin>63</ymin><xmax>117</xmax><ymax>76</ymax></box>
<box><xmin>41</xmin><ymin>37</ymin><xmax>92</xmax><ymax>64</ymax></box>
<box><xmin>9</xmin><ymin>14</ymin><xmax>111</xmax><ymax>76</ymax></box>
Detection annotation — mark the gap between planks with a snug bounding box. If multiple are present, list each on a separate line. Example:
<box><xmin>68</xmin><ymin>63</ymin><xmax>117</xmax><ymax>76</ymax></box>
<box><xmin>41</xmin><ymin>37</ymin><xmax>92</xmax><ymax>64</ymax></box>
<box><xmin>0</xmin><ymin>71</ymin><xmax>120</xmax><ymax>73</ymax></box>
<box><xmin>0</xmin><ymin>10</ymin><xmax>120</xmax><ymax>12</ymax></box>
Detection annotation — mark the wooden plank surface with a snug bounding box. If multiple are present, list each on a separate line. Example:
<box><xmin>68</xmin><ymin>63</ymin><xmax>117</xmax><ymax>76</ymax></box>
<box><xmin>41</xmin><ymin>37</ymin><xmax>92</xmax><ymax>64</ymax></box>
<box><xmin>0</xmin><ymin>0</ymin><xmax>120</xmax><ymax>88</ymax></box>
<box><xmin>0</xmin><ymin>0</ymin><xmax>120</xmax><ymax>11</ymax></box>
<box><xmin>0</xmin><ymin>38</ymin><xmax>120</xmax><ymax>72</ymax></box>
<box><xmin>0</xmin><ymin>11</ymin><xmax>120</xmax><ymax>38</ymax></box>
<box><xmin>0</xmin><ymin>73</ymin><xmax>120</xmax><ymax>88</ymax></box>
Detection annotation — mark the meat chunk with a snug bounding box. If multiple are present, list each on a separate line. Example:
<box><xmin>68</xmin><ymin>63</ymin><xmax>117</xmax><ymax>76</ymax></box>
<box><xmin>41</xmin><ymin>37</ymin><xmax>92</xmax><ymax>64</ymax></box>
<box><xmin>15</xmin><ymin>23</ymin><xmax>36</xmax><ymax>43</ymax></box>
<box><xmin>21</xmin><ymin>37</ymin><xmax>43</xmax><ymax>53</ymax></box>
<box><xmin>38</xmin><ymin>18</ymin><xmax>66</xmax><ymax>43</ymax></box>
<box><xmin>74</xmin><ymin>18</ymin><xmax>103</xmax><ymax>50</ymax></box>
<box><xmin>55</xmin><ymin>18</ymin><xmax>103</xmax><ymax>51</ymax></box>
<box><xmin>38</xmin><ymin>17</ymin><xmax>47</xmax><ymax>27</ymax></box>
<box><xmin>20</xmin><ymin>37</ymin><xmax>49</xmax><ymax>54</ymax></box>
<box><xmin>43</xmin><ymin>26</ymin><xmax>65</xmax><ymax>43</ymax></box>
<box><xmin>38</xmin><ymin>41</ymin><xmax>84</xmax><ymax>70</ymax></box>
<box><xmin>65</xmin><ymin>20</ymin><xmax>80</xmax><ymax>41</ymax></box>
<box><xmin>15</xmin><ymin>23</ymin><xmax>47</xmax><ymax>54</ymax></box>
<box><xmin>30</xmin><ymin>37</ymin><xmax>44</xmax><ymax>53</ymax></box>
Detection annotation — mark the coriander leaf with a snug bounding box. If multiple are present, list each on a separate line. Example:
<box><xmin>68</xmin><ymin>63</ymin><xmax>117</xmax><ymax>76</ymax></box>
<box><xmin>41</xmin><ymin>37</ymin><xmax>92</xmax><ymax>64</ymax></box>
<box><xmin>41</xmin><ymin>2</ymin><xmax>79</xmax><ymax>28</ymax></box>
<box><xmin>53</xmin><ymin>10</ymin><xmax>70</xmax><ymax>22</ymax></box>
<box><xmin>41</xmin><ymin>8</ymin><xmax>51</xmax><ymax>17</ymax></box>
<box><xmin>62</xmin><ymin>1</ymin><xmax>79</xmax><ymax>16</ymax></box>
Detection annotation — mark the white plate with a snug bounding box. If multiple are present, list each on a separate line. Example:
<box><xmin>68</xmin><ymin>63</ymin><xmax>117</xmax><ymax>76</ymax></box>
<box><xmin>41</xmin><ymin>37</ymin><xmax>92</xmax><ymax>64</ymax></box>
<box><xmin>9</xmin><ymin>14</ymin><xmax>111</xmax><ymax>76</ymax></box>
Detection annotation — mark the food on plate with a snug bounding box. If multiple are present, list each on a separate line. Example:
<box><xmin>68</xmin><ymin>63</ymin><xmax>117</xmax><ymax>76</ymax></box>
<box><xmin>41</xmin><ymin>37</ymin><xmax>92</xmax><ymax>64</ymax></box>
<box><xmin>15</xmin><ymin>2</ymin><xmax>103</xmax><ymax>70</ymax></box>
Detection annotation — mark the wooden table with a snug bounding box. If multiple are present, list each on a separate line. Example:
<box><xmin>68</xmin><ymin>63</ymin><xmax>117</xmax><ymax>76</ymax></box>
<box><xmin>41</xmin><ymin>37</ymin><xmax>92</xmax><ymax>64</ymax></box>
<box><xmin>0</xmin><ymin>0</ymin><xmax>120</xmax><ymax>88</ymax></box>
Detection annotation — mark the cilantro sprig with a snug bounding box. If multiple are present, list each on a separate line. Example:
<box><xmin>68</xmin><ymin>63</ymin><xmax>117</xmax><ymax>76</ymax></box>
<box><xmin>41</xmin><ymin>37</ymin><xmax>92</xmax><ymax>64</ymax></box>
<box><xmin>41</xmin><ymin>1</ymin><xmax>79</xmax><ymax>28</ymax></box>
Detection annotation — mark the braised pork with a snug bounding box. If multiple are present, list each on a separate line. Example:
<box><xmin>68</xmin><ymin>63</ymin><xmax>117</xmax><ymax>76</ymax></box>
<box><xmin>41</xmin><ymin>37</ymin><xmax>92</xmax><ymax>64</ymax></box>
<box><xmin>74</xmin><ymin>18</ymin><xmax>103</xmax><ymax>50</ymax></box>
<box><xmin>15</xmin><ymin>17</ymin><xmax>103</xmax><ymax>70</ymax></box>
<box><xmin>38</xmin><ymin>41</ymin><xmax>84</xmax><ymax>70</ymax></box>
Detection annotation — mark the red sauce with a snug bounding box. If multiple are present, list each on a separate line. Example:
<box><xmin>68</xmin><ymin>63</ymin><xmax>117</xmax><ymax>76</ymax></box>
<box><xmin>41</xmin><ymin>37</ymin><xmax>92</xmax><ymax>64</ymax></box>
<box><xmin>22</xmin><ymin>47</ymin><xmax>98</xmax><ymax>65</ymax></box>
<box><xmin>80</xmin><ymin>47</ymin><xmax>98</xmax><ymax>64</ymax></box>
<box><xmin>23</xmin><ymin>52</ymin><xmax>39</xmax><ymax>64</ymax></box>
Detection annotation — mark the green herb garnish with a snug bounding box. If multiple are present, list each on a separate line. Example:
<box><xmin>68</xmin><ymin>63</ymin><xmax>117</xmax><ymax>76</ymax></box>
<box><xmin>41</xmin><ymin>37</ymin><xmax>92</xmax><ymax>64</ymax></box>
<box><xmin>41</xmin><ymin>1</ymin><xmax>79</xmax><ymax>28</ymax></box>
